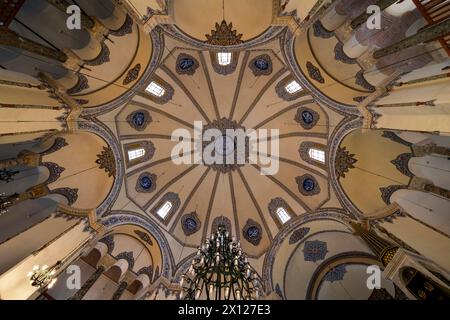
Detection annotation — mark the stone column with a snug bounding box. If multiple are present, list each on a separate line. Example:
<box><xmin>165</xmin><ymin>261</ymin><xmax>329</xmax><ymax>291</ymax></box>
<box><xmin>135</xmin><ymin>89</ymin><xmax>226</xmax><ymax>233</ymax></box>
<box><xmin>0</xmin><ymin>184</ymin><xmax>49</xmax><ymax>211</ymax></box>
<box><xmin>350</xmin><ymin>0</ymin><xmax>400</xmax><ymax>29</ymax></box>
<box><xmin>111</xmin><ymin>281</ymin><xmax>128</xmax><ymax>300</ymax></box>
<box><xmin>344</xmin><ymin>9</ymin><xmax>421</xmax><ymax>60</ymax></box>
<box><xmin>321</xmin><ymin>0</ymin><xmax>377</xmax><ymax>31</ymax></box>
<box><xmin>395</xmin><ymin>73</ymin><xmax>450</xmax><ymax>87</ymax></box>
<box><xmin>69</xmin><ymin>265</ymin><xmax>106</xmax><ymax>300</ymax></box>
<box><xmin>376</xmin><ymin>100</ymin><xmax>436</xmax><ymax>107</ymax></box>
<box><xmin>410</xmin><ymin>177</ymin><xmax>450</xmax><ymax>199</ymax></box>
<box><xmin>373</xmin><ymin>18</ymin><xmax>450</xmax><ymax>59</ymax></box>
<box><xmin>412</xmin><ymin>143</ymin><xmax>450</xmax><ymax>157</ymax></box>
<box><xmin>365</xmin><ymin>45</ymin><xmax>433</xmax><ymax>86</ymax></box>
<box><xmin>45</xmin><ymin>0</ymin><xmax>94</xmax><ymax>29</ymax></box>
<box><xmin>0</xmin><ymin>150</ymin><xmax>40</xmax><ymax>169</ymax></box>
<box><xmin>0</xmin><ymin>29</ymin><xmax>67</xmax><ymax>62</ymax></box>
<box><xmin>299</xmin><ymin>0</ymin><xmax>337</xmax><ymax>31</ymax></box>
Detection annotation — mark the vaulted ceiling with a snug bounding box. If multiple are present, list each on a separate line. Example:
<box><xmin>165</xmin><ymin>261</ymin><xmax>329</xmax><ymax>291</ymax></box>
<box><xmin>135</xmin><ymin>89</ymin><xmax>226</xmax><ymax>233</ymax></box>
<box><xmin>103</xmin><ymin>33</ymin><xmax>346</xmax><ymax>258</ymax></box>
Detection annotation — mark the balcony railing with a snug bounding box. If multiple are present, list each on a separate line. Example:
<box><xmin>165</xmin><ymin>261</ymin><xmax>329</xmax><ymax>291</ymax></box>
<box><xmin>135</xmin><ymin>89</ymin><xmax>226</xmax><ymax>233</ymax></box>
<box><xmin>412</xmin><ymin>0</ymin><xmax>450</xmax><ymax>56</ymax></box>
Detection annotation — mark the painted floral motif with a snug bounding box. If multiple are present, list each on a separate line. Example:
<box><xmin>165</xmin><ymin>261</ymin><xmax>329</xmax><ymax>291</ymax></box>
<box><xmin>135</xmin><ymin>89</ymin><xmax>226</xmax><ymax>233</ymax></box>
<box><xmin>303</xmin><ymin>240</ymin><xmax>328</xmax><ymax>262</ymax></box>
<box><xmin>126</xmin><ymin>109</ymin><xmax>152</xmax><ymax>131</ymax></box>
<box><xmin>324</xmin><ymin>265</ymin><xmax>347</xmax><ymax>282</ymax></box>
<box><xmin>289</xmin><ymin>227</ymin><xmax>310</xmax><ymax>244</ymax></box>
<box><xmin>242</xmin><ymin>219</ymin><xmax>262</xmax><ymax>246</ymax></box>
<box><xmin>205</xmin><ymin>20</ymin><xmax>243</xmax><ymax>45</ymax></box>
<box><xmin>181</xmin><ymin>212</ymin><xmax>201</xmax><ymax>236</ymax></box>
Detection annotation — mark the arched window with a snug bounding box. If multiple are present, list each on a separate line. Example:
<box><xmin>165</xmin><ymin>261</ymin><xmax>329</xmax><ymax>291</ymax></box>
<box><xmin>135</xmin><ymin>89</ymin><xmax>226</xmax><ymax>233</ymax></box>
<box><xmin>285</xmin><ymin>80</ymin><xmax>302</xmax><ymax>94</ymax></box>
<box><xmin>151</xmin><ymin>192</ymin><xmax>180</xmax><ymax>224</ymax></box>
<box><xmin>299</xmin><ymin>142</ymin><xmax>326</xmax><ymax>169</ymax></box>
<box><xmin>276</xmin><ymin>76</ymin><xmax>307</xmax><ymax>101</ymax></box>
<box><xmin>276</xmin><ymin>207</ymin><xmax>291</xmax><ymax>224</ymax></box>
<box><xmin>124</xmin><ymin>141</ymin><xmax>155</xmax><ymax>168</ymax></box>
<box><xmin>217</xmin><ymin>52</ymin><xmax>232</xmax><ymax>66</ymax></box>
<box><xmin>127</xmin><ymin>148</ymin><xmax>145</xmax><ymax>161</ymax></box>
<box><xmin>146</xmin><ymin>81</ymin><xmax>165</xmax><ymax>97</ymax></box>
<box><xmin>308</xmin><ymin>148</ymin><xmax>325</xmax><ymax>163</ymax></box>
<box><xmin>157</xmin><ymin>201</ymin><xmax>173</xmax><ymax>219</ymax></box>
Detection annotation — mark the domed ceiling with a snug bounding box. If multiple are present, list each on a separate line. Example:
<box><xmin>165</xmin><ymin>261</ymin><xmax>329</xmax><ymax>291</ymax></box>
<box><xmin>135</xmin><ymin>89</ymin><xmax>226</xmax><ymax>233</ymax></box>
<box><xmin>93</xmin><ymin>28</ymin><xmax>349</xmax><ymax>259</ymax></box>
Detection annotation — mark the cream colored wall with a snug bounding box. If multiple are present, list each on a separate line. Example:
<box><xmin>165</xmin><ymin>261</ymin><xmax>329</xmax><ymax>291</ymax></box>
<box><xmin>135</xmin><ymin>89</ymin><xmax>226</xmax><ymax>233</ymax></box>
<box><xmin>317</xmin><ymin>264</ymin><xmax>395</xmax><ymax>299</ymax></box>
<box><xmin>339</xmin><ymin>129</ymin><xmax>411</xmax><ymax>214</ymax></box>
<box><xmin>46</xmin><ymin>258</ymin><xmax>95</xmax><ymax>300</ymax></box>
<box><xmin>0</xmin><ymin>219</ymin><xmax>91</xmax><ymax>300</ymax></box>
<box><xmin>283</xmin><ymin>0</ymin><xmax>321</xmax><ymax>20</ymax></box>
<box><xmin>0</xmin><ymin>107</ymin><xmax>64</xmax><ymax>136</ymax></box>
<box><xmin>0</xmin><ymin>215</ymin><xmax>79</xmax><ymax>276</ymax></box>
<box><xmin>376</xmin><ymin>103</ymin><xmax>450</xmax><ymax>133</ymax></box>
<box><xmin>107</xmin><ymin>225</ymin><xmax>163</xmax><ymax>274</ymax></box>
<box><xmin>83</xmin><ymin>274</ymin><xmax>119</xmax><ymax>300</ymax></box>
<box><xmin>124</xmin><ymin>0</ymin><xmax>164</xmax><ymax>17</ymax></box>
<box><xmin>392</xmin><ymin>190</ymin><xmax>450</xmax><ymax>236</ymax></box>
<box><xmin>409</xmin><ymin>155</ymin><xmax>450</xmax><ymax>190</ymax></box>
<box><xmin>173</xmin><ymin>0</ymin><xmax>273</xmax><ymax>41</ymax></box>
<box><xmin>374</xmin><ymin>76</ymin><xmax>450</xmax><ymax>133</ymax></box>
<box><xmin>294</xmin><ymin>28</ymin><xmax>366</xmax><ymax>106</ymax></box>
<box><xmin>269</xmin><ymin>219</ymin><xmax>375</xmax><ymax>300</ymax></box>
<box><xmin>73</xmin><ymin>25</ymin><xmax>152</xmax><ymax>107</ymax></box>
<box><xmin>43</xmin><ymin>132</ymin><xmax>114</xmax><ymax>210</ymax></box>
<box><xmin>76</xmin><ymin>24</ymin><xmax>140</xmax><ymax>95</ymax></box>
<box><xmin>111</xmin><ymin>234</ymin><xmax>153</xmax><ymax>273</ymax></box>
<box><xmin>379</xmin><ymin>217</ymin><xmax>450</xmax><ymax>271</ymax></box>
<box><xmin>0</xmin><ymin>85</ymin><xmax>60</xmax><ymax>106</ymax></box>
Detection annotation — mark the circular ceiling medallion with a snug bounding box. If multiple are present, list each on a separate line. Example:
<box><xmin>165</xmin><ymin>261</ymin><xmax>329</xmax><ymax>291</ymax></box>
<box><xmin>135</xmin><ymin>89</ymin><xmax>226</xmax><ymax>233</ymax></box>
<box><xmin>215</xmin><ymin>135</ymin><xmax>235</xmax><ymax>156</ymax></box>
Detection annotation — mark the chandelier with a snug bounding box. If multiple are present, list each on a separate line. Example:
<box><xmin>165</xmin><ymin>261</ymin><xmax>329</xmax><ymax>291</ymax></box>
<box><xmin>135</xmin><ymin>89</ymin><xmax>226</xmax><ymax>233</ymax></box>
<box><xmin>27</xmin><ymin>261</ymin><xmax>62</xmax><ymax>289</ymax></box>
<box><xmin>179</xmin><ymin>226</ymin><xmax>261</xmax><ymax>300</ymax></box>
